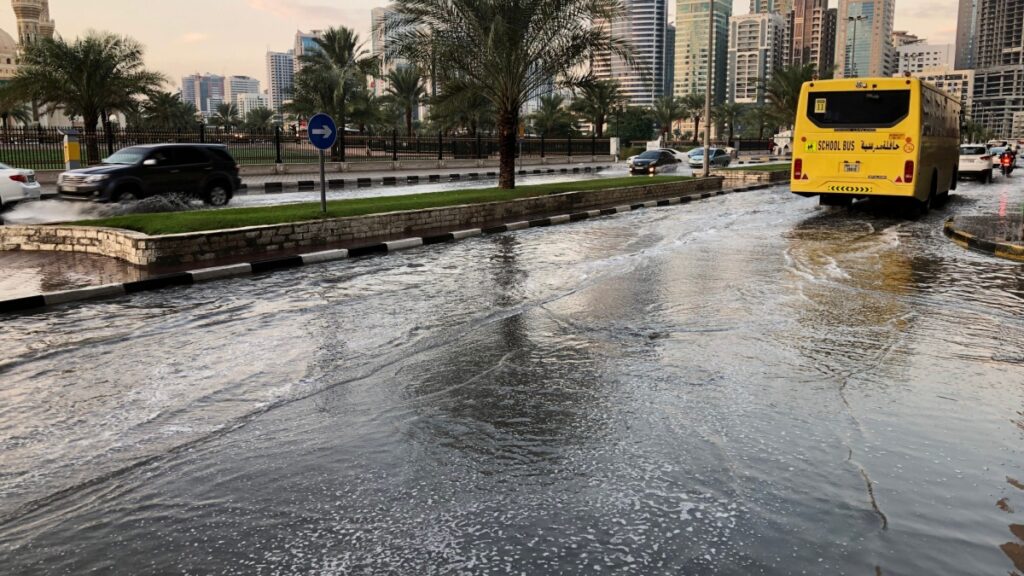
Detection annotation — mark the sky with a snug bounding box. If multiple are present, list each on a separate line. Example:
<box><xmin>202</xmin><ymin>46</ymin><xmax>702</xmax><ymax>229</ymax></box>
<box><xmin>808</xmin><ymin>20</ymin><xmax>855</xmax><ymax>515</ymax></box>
<box><xmin>0</xmin><ymin>0</ymin><xmax>958</xmax><ymax>91</ymax></box>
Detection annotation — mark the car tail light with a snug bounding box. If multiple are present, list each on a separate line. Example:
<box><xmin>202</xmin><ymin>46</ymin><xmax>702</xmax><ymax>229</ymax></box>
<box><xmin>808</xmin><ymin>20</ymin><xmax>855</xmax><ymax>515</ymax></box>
<box><xmin>903</xmin><ymin>160</ymin><xmax>915</xmax><ymax>184</ymax></box>
<box><xmin>793</xmin><ymin>158</ymin><xmax>803</xmax><ymax>180</ymax></box>
<box><xmin>9</xmin><ymin>174</ymin><xmax>27</xmax><ymax>183</ymax></box>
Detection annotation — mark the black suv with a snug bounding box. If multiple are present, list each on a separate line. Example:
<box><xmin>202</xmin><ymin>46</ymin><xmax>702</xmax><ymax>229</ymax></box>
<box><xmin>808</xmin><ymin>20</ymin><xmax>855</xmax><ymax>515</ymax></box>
<box><xmin>58</xmin><ymin>144</ymin><xmax>242</xmax><ymax>206</ymax></box>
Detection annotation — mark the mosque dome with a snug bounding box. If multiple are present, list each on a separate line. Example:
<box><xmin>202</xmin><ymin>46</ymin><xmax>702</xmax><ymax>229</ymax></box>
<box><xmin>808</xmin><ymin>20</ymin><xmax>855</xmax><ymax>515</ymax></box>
<box><xmin>0</xmin><ymin>28</ymin><xmax>17</xmax><ymax>54</ymax></box>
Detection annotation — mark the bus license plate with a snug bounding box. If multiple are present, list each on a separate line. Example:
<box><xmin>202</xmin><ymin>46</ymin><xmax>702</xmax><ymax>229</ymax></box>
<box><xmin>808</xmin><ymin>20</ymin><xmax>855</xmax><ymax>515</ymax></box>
<box><xmin>843</xmin><ymin>163</ymin><xmax>860</xmax><ymax>173</ymax></box>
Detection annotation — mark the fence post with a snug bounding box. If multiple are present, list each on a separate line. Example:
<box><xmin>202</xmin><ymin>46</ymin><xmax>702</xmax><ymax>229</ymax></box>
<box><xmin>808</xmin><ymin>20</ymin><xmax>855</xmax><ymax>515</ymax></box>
<box><xmin>105</xmin><ymin>124</ymin><xmax>115</xmax><ymax>157</ymax></box>
<box><xmin>198</xmin><ymin>122</ymin><xmax>206</xmax><ymax>144</ymax></box>
<box><xmin>392</xmin><ymin>129</ymin><xmax>398</xmax><ymax>162</ymax></box>
<box><xmin>540</xmin><ymin>134</ymin><xmax>545</xmax><ymax>158</ymax></box>
<box><xmin>475</xmin><ymin>132</ymin><xmax>482</xmax><ymax>160</ymax></box>
<box><xmin>437</xmin><ymin>131</ymin><xmax>443</xmax><ymax>161</ymax></box>
<box><xmin>568</xmin><ymin>133</ymin><xmax>572</xmax><ymax>158</ymax></box>
<box><xmin>274</xmin><ymin>126</ymin><xmax>282</xmax><ymax>164</ymax></box>
<box><xmin>591</xmin><ymin>134</ymin><xmax>596</xmax><ymax>157</ymax></box>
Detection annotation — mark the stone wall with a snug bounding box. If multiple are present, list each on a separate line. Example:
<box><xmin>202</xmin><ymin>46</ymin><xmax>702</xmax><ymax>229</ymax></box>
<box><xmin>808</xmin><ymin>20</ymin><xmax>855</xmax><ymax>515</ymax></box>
<box><xmin>0</xmin><ymin>177</ymin><xmax>721</xmax><ymax>267</ymax></box>
<box><xmin>714</xmin><ymin>167</ymin><xmax>791</xmax><ymax>185</ymax></box>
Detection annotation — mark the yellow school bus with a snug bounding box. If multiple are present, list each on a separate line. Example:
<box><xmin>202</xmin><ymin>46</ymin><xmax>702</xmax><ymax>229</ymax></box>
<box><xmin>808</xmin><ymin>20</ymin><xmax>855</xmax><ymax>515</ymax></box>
<box><xmin>791</xmin><ymin>77</ymin><xmax>960</xmax><ymax>213</ymax></box>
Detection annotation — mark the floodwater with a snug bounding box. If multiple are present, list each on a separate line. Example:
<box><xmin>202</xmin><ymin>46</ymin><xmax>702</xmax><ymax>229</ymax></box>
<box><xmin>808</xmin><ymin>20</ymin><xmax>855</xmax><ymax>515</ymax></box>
<box><xmin>1</xmin><ymin>176</ymin><xmax>1023</xmax><ymax>575</ymax></box>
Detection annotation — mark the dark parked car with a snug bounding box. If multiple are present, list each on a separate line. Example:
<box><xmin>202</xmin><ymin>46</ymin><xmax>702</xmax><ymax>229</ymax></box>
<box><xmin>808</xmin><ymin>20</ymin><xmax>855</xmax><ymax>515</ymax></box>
<box><xmin>629</xmin><ymin>150</ymin><xmax>681</xmax><ymax>175</ymax></box>
<box><xmin>58</xmin><ymin>144</ymin><xmax>242</xmax><ymax>205</ymax></box>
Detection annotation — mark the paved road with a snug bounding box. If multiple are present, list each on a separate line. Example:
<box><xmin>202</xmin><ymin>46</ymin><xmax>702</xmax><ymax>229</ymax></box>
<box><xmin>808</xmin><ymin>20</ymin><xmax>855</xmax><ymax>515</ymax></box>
<box><xmin>2</xmin><ymin>177</ymin><xmax>1023</xmax><ymax>574</ymax></box>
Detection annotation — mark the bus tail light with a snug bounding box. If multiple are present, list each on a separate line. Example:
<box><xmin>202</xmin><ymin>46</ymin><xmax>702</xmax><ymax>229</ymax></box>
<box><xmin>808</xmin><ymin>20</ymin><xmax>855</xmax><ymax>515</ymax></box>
<box><xmin>903</xmin><ymin>160</ymin><xmax>915</xmax><ymax>184</ymax></box>
<box><xmin>793</xmin><ymin>158</ymin><xmax>803</xmax><ymax>180</ymax></box>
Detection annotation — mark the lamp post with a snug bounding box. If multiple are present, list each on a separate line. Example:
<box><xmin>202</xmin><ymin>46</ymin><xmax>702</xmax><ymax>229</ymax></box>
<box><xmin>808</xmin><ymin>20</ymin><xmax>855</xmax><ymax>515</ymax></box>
<box><xmin>848</xmin><ymin>15</ymin><xmax>866</xmax><ymax>77</ymax></box>
<box><xmin>703</xmin><ymin>0</ymin><xmax>715</xmax><ymax>178</ymax></box>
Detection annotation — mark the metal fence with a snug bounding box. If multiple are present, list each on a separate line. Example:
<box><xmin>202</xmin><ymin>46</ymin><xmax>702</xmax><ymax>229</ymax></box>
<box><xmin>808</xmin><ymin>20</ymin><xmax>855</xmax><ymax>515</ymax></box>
<box><xmin>0</xmin><ymin>126</ymin><xmax>613</xmax><ymax>171</ymax></box>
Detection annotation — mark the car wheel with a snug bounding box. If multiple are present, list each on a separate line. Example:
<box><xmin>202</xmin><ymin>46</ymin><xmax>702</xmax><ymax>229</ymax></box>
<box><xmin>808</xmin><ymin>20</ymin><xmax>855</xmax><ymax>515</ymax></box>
<box><xmin>984</xmin><ymin>170</ymin><xmax>993</xmax><ymax>184</ymax></box>
<box><xmin>116</xmin><ymin>190</ymin><xmax>139</xmax><ymax>203</ymax></box>
<box><xmin>204</xmin><ymin>183</ymin><xmax>230</xmax><ymax>207</ymax></box>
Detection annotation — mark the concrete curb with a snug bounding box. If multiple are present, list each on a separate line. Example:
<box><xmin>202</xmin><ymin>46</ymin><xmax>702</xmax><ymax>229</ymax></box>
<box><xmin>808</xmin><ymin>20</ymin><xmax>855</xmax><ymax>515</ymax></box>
<box><xmin>237</xmin><ymin>165</ymin><xmax>611</xmax><ymax>196</ymax></box>
<box><xmin>943</xmin><ymin>218</ymin><xmax>1024</xmax><ymax>262</ymax></box>
<box><xmin>0</xmin><ymin>183</ymin><xmax>778</xmax><ymax>315</ymax></box>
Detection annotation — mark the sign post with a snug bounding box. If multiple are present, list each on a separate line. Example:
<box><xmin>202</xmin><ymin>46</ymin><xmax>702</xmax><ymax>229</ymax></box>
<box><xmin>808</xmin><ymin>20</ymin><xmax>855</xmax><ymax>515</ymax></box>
<box><xmin>307</xmin><ymin>113</ymin><xmax>338</xmax><ymax>214</ymax></box>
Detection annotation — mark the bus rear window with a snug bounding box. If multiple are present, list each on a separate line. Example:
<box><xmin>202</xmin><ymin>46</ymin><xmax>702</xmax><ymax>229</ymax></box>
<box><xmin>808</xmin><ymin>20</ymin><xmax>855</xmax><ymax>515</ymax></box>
<box><xmin>806</xmin><ymin>90</ymin><xmax>911</xmax><ymax>128</ymax></box>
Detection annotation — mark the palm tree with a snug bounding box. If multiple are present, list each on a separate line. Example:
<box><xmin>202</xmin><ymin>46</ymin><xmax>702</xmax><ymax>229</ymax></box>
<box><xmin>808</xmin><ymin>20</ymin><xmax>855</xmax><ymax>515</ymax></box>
<box><xmin>962</xmin><ymin>120</ymin><xmax>991</xmax><ymax>144</ymax></box>
<box><xmin>529</xmin><ymin>94</ymin><xmax>576</xmax><ymax>137</ymax></box>
<box><xmin>712</xmin><ymin>102</ymin><xmax>743</xmax><ymax>144</ymax></box>
<box><xmin>299</xmin><ymin>27</ymin><xmax>378</xmax><ymax>160</ymax></box>
<box><xmin>383</xmin><ymin>66</ymin><xmax>426</xmax><ymax>136</ymax></box>
<box><xmin>570</xmin><ymin>80</ymin><xmax>625</xmax><ymax>138</ymax></box>
<box><xmin>211</xmin><ymin>102</ymin><xmax>241</xmax><ymax>132</ymax></box>
<box><xmin>243</xmin><ymin>107</ymin><xmax>275</xmax><ymax>130</ymax></box>
<box><xmin>7</xmin><ymin>32</ymin><xmax>165</xmax><ymax>163</ymax></box>
<box><xmin>651</xmin><ymin>96</ymin><xmax>686</xmax><ymax>139</ymax></box>
<box><xmin>429</xmin><ymin>87</ymin><xmax>496</xmax><ymax>136</ymax></box>
<box><xmin>348</xmin><ymin>88</ymin><xmax>384</xmax><ymax>134</ymax></box>
<box><xmin>0</xmin><ymin>87</ymin><xmax>32</xmax><ymax>136</ymax></box>
<box><xmin>764</xmin><ymin>63</ymin><xmax>816</xmax><ymax>129</ymax></box>
<box><xmin>143</xmin><ymin>91</ymin><xmax>196</xmax><ymax>130</ymax></box>
<box><xmin>680</xmin><ymin>93</ymin><xmax>706</xmax><ymax>145</ymax></box>
<box><xmin>741</xmin><ymin>103</ymin><xmax>777</xmax><ymax>141</ymax></box>
<box><xmin>387</xmin><ymin>0</ymin><xmax>633</xmax><ymax>189</ymax></box>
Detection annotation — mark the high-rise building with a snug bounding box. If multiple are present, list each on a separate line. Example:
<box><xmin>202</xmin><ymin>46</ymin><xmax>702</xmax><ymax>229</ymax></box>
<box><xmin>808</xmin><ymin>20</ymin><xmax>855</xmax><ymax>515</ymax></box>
<box><xmin>750</xmin><ymin>0</ymin><xmax>793</xmax><ymax>14</ymax></box>
<box><xmin>593</xmin><ymin>0</ymin><xmax>668</xmax><ymax>107</ymax></box>
<box><xmin>293</xmin><ymin>30</ymin><xmax>323</xmax><ymax>73</ymax></box>
<box><xmin>266</xmin><ymin>50</ymin><xmax>294</xmax><ymax>115</ymax></box>
<box><xmin>787</xmin><ymin>0</ymin><xmax>837</xmax><ymax>74</ymax></box>
<box><xmin>180</xmin><ymin>73</ymin><xmax>225</xmax><ymax>117</ymax></box>
<box><xmin>834</xmin><ymin>0</ymin><xmax>896</xmax><ymax>78</ymax></box>
<box><xmin>225</xmin><ymin>76</ymin><xmax>260</xmax><ymax>106</ymax></box>
<box><xmin>674</xmin><ymin>0</ymin><xmax>732</xmax><ymax>104</ymax></box>
<box><xmin>955</xmin><ymin>0</ymin><xmax>980</xmax><ymax>69</ymax></box>
<box><xmin>891</xmin><ymin>30</ymin><xmax>923</xmax><ymax>47</ymax></box>
<box><xmin>10</xmin><ymin>0</ymin><xmax>55</xmax><ymax>46</ymax></box>
<box><xmin>896</xmin><ymin>43</ymin><xmax>955</xmax><ymax>74</ymax></box>
<box><xmin>902</xmin><ymin>69</ymin><xmax>975</xmax><ymax>118</ymax></box>
<box><xmin>235</xmin><ymin>93</ymin><xmax>271</xmax><ymax>118</ymax></box>
<box><xmin>371</xmin><ymin>6</ymin><xmax>409</xmax><ymax>97</ymax></box>
<box><xmin>664</xmin><ymin>24</ymin><xmax>676</xmax><ymax>97</ymax></box>
<box><xmin>971</xmin><ymin>0</ymin><xmax>1024</xmax><ymax>137</ymax></box>
<box><xmin>728</xmin><ymin>12</ymin><xmax>786</xmax><ymax>103</ymax></box>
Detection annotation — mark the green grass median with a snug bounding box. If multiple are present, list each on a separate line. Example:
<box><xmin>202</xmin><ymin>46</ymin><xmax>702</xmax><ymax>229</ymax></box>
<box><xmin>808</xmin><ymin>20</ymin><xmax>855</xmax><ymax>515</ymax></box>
<box><xmin>79</xmin><ymin>176</ymin><xmax>689</xmax><ymax>236</ymax></box>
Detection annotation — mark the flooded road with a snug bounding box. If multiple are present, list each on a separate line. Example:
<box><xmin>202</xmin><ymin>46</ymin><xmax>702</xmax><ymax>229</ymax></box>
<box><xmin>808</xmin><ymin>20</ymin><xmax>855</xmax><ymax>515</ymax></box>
<box><xmin>1</xmin><ymin>178</ymin><xmax>1023</xmax><ymax>574</ymax></box>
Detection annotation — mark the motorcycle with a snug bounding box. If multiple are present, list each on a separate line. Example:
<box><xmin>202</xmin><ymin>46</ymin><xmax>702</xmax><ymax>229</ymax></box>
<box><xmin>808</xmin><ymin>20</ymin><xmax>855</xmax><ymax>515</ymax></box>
<box><xmin>1001</xmin><ymin>153</ymin><xmax>1015</xmax><ymax>177</ymax></box>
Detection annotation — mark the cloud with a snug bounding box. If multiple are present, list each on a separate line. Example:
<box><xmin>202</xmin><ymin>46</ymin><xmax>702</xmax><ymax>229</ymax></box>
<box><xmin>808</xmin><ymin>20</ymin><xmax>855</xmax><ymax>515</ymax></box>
<box><xmin>179</xmin><ymin>32</ymin><xmax>209</xmax><ymax>44</ymax></box>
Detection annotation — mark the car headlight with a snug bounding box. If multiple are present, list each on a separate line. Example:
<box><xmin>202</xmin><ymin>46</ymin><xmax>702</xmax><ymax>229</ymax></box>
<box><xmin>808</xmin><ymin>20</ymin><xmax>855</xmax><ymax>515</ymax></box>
<box><xmin>84</xmin><ymin>175</ymin><xmax>110</xmax><ymax>183</ymax></box>
<box><xmin>649</xmin><ymin>166</ymin><xmax>656</xmax><ymax>173</ymax></box>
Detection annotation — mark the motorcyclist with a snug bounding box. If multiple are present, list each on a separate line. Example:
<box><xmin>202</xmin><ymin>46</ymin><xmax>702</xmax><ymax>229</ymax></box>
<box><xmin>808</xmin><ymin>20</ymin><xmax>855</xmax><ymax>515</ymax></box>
<box><xmin>999</xmin><ymin>148</ymin><xmax>1016</xmax><ymax>176</ymax></box>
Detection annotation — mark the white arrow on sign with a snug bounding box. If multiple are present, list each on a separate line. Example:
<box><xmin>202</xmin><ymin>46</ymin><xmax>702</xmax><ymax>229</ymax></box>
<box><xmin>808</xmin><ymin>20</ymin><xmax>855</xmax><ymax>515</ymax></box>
<box><xmin>312</xmin><ymin>125</ymin><xmax>333</xmax><ymax>139</ymax></box>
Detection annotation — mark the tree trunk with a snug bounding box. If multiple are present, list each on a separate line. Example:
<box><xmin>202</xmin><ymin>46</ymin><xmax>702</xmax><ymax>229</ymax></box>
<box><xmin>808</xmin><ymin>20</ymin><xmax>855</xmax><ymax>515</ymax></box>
<box><xmin>497</xmin><ymin>110</ymin><xmax>516</xmax><ymax>189</ymax></box>
<box><xmin>406</xmin><ymin>107</ymin><xmax>413</xmax><ymax>137</ymax></box>
<box><xmin>83</xmin><ymin>114</ymin><xmax>100</xmax><ymax>165</ymax></box>
<box><xmin>596</xmin><ymin>114</ymin><xmax>605</xmax><ymax>138</ymax></box>
<box><xmin>693</xmin><ymin>116</ymin><xmax>701</xmax><ymax>145</ymax></box>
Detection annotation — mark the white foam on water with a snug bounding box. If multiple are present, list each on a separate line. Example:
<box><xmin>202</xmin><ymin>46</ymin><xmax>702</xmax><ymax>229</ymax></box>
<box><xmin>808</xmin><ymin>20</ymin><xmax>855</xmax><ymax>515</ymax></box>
<box><xmin>2</xmin><ymin>200</ymin><xmax>115</xmax><ymax>224</ymax></box>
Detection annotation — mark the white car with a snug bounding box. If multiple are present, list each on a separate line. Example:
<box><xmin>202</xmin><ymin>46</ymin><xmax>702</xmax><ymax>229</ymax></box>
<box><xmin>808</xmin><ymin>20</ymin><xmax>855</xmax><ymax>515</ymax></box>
<box><xmin>659</xmin><ymin>148</ymin><xmax>690</xmax><ymax>162</ymax></box>
<box><xmin>958</xmin><ymin>144</ymin><xmax>994</xmax><ymax>183</ymax></box>
<box><xmin>0</xmin><ymin>162</ymin><xmax>44</xmax><ymax>211</ymax></box>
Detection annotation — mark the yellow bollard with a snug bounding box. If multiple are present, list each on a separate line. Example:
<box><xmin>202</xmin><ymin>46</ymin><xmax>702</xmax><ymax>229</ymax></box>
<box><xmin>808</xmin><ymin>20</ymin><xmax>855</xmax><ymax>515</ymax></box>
<box><xmin>61</xmin><ymin>129</ymin><xmax>82</xmax><ymax>170</ymax></box>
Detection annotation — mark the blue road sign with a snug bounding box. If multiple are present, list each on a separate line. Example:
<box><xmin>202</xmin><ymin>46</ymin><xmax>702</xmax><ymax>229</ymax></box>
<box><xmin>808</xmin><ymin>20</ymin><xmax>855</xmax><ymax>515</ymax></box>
<box><xmin>307</xmin><ymin>113</ymin><xmax>337</xmax><ymax>151</ymax></box>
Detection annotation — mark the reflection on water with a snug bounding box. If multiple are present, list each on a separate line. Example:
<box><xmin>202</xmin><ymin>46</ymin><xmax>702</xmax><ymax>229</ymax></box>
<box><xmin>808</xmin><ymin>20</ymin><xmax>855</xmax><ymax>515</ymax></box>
<box><xmin>0</xmin><ymin>250</ymin><xmax>143</xmax><ymax>298</ymax></box>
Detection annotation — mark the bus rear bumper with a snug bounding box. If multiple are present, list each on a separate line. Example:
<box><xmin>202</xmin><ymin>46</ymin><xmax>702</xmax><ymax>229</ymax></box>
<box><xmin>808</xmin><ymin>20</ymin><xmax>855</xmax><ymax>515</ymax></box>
<box><xmin>790</xmin><ymin>180</ymin><xmax>919</xmax><ymax>199</ymax></box>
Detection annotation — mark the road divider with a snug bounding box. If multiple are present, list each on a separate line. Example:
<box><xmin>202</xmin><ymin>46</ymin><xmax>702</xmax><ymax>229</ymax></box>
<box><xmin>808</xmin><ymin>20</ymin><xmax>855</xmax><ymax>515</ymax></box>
<box><xmin>0</xmin><ymin>183</ymin><xmax>779</xmax><ymax>315</ymax></box>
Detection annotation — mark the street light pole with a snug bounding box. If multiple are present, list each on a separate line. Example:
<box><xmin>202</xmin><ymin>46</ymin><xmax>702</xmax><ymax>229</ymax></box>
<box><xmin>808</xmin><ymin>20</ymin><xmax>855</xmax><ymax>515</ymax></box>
<box><xmin>703</xmin><ymin>0</ymin><xmax>714</xmax><ymax>178</ymax></box>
